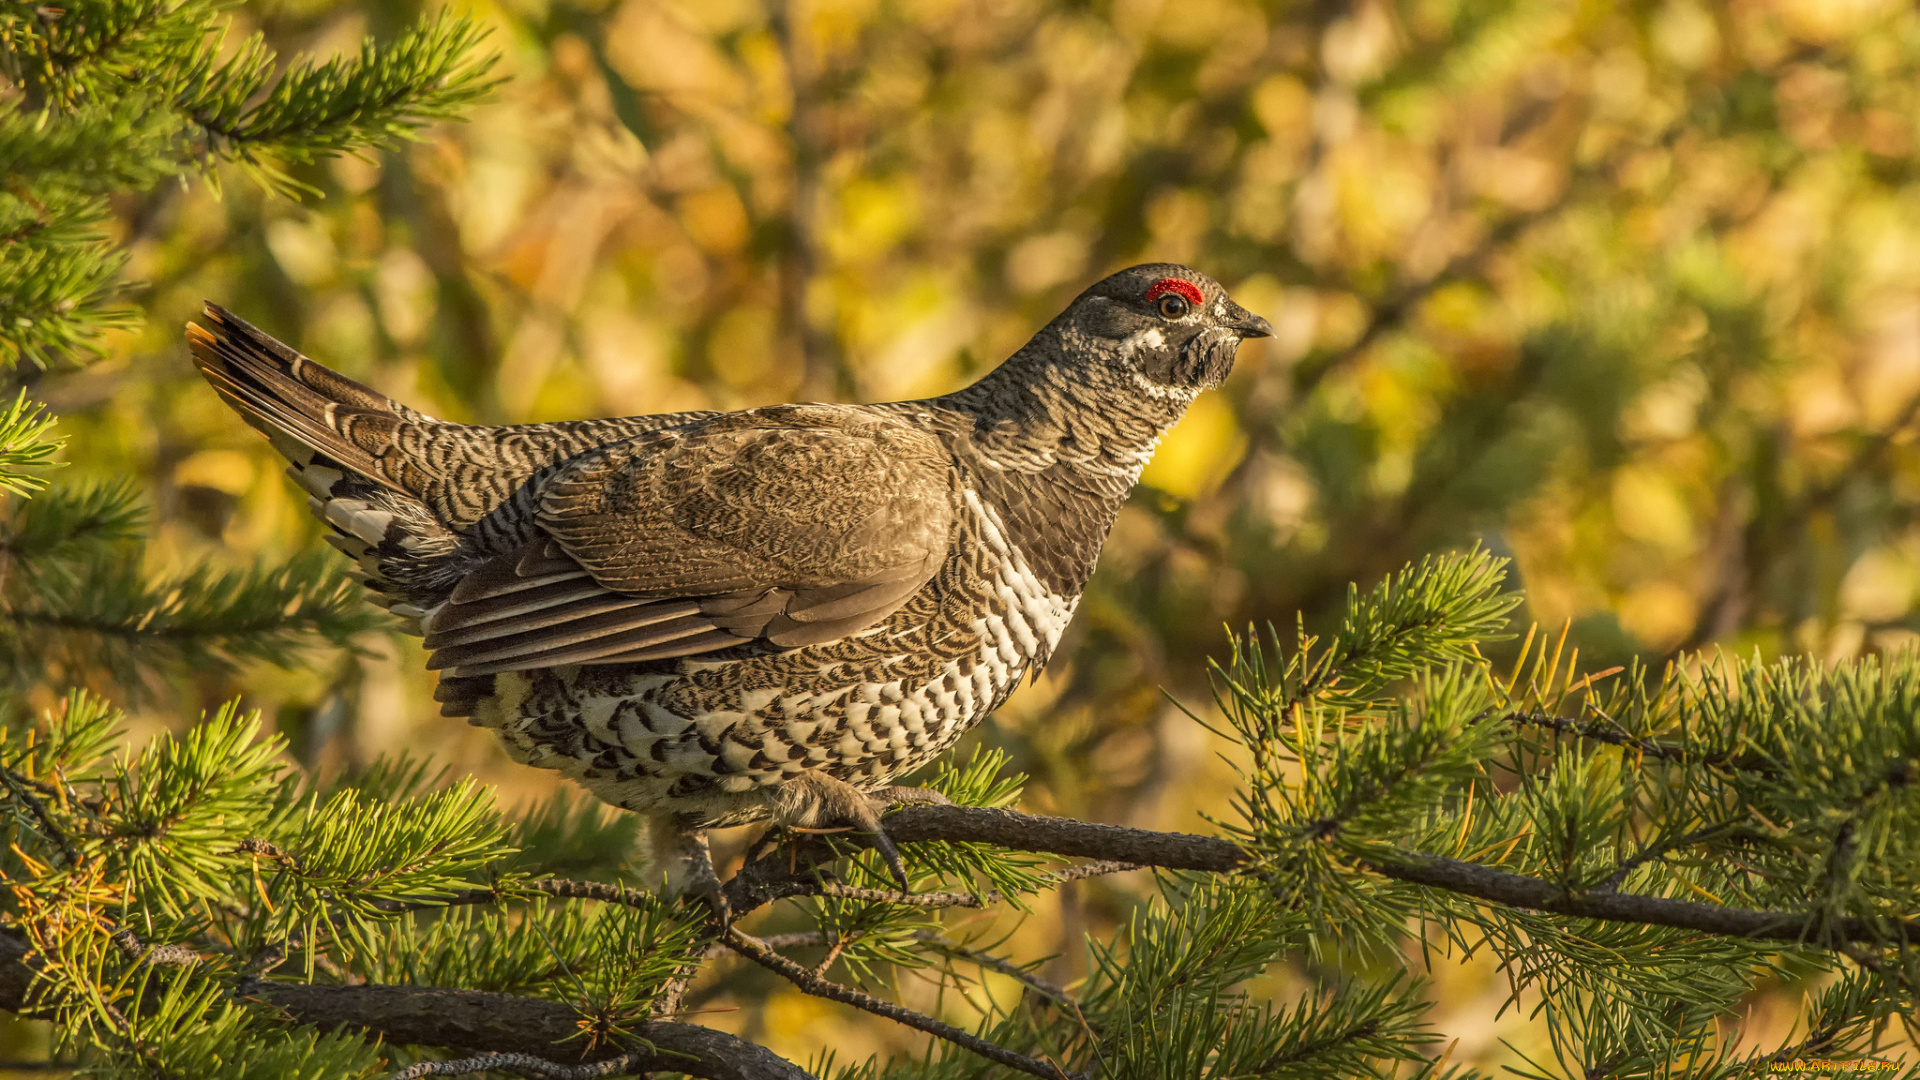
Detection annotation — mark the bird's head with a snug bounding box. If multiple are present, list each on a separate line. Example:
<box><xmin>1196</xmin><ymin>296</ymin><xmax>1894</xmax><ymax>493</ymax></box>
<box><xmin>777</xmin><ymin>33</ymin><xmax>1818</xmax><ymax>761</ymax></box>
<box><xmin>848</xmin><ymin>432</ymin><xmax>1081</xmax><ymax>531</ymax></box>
<box><xmin>1057</xmin><ymin>263</ymin><xmax>1273</xmax><ymax>394</ymax></box>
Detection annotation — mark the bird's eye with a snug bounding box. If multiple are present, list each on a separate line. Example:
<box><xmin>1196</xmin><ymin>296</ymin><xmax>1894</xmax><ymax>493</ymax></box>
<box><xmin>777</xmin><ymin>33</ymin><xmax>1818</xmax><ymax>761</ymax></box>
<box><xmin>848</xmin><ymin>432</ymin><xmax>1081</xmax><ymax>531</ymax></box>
<box><xmin>1144</xmin><ymin>277</ymin><xmax>1203</xmax><ymax>319</ymax></box>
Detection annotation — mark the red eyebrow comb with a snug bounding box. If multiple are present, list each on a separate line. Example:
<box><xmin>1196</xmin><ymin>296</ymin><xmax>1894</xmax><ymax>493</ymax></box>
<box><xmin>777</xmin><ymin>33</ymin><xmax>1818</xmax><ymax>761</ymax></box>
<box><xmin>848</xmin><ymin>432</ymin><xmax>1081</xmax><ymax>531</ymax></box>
<box><xmin>1145</xmin><ymin>278</ymin><xmax>1204</xmax><ymax>306</ymax></box>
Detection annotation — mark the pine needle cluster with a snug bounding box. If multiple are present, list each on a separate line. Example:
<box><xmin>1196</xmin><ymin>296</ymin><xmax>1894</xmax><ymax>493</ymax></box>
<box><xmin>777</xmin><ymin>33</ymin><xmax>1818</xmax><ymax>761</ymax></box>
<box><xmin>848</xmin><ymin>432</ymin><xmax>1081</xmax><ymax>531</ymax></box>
<box><xmin>1</xmin><ymin>0</ymin><xmax>496</xmax><ymax>368</ymax></box>
<box><xmin>1202</xmin><ymin>550</ymin><xmax>1918</xmax><ymax>1077</ymax></box>
<box><xmin>0</xmin><ymin>693</ymin><xmax>708</xmax><ymax>1077</ymax></box>
<box><xmin>0</xmin><ymin>549</ymin><xmax>1907</xmax><ymax>1076</ymax></box>
<box><xmin>0</xmin><ymin>0</ymin><xmax>496</xmax><ymax>708</ymax></box>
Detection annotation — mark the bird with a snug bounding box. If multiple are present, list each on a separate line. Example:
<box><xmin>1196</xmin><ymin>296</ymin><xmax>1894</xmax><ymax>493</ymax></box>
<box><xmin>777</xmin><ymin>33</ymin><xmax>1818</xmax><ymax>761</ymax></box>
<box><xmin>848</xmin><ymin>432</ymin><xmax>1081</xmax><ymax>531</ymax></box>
<box><xmin>187</xmin><ymin>263</ymin><xmax>1272</xmax><ymax>909</ymax></box>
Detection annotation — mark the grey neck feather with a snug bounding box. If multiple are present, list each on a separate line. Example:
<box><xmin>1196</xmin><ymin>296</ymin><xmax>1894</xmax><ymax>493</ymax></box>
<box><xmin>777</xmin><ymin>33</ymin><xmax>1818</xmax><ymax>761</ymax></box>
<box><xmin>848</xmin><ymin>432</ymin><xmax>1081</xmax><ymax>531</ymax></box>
<box><xmin>918</xmin><ymin>324</ymin><xmax>1196</xmax><ymax>480</ymax></box>
<box><xmin>885</xmin><ymin>323</ymin><xmax>1199</xmax><ymax>599</ymax></box>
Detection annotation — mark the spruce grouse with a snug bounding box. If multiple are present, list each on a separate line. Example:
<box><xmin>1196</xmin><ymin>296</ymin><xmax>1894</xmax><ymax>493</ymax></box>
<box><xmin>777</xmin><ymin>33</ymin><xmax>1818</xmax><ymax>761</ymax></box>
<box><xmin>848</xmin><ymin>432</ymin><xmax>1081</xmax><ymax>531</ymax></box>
<box><xmin>188</xmin><ymin>263</ymin><xmax>1271</xmax><ymax>897</ymax></box>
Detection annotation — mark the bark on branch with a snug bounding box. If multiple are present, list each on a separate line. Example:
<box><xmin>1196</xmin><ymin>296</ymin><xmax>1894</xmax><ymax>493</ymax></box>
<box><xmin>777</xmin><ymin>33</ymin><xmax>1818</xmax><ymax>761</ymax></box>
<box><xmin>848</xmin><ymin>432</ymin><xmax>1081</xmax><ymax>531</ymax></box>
<box><xmin>240</xmin><ymin>981</ymin><xmax>810</xmax><ymax>1080</ymax></box>
<box><xmin>734</xmin><ymin>804</ymin><xmax>1920</xmax><ymax>948</ymax></box>
<box><xmin>0</xmin><ymin>931</ymin><xmax>810</xmax><ymax>1080</ymax></box>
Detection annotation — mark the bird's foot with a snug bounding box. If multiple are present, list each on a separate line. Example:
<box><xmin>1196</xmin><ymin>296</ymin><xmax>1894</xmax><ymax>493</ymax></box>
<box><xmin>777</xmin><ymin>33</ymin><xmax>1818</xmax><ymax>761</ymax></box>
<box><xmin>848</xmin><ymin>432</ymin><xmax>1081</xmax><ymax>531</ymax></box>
<box><xmin>773</xmin><ymin>774</ymin><xmax>948</xmax><ymax>894</ymax></box>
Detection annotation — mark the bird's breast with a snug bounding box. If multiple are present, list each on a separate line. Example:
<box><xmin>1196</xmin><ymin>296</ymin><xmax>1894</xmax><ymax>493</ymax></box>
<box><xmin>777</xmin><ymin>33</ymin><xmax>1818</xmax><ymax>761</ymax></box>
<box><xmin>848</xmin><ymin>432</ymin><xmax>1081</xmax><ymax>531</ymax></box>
<box><xmin>461</xmin><ymin>491</ymin><xmax>1080</xmax><ymax>824</ymax></box>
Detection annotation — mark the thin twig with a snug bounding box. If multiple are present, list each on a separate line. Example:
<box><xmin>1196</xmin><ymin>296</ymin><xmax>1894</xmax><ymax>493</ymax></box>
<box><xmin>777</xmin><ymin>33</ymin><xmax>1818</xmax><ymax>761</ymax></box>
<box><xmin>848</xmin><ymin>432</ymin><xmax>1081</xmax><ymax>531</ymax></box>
<box><xmin>234</xmin><ymin>843</ymin><xmax>665</xmax><ymax>916</ymax></box>
<box><xmin>812</xmin><ymin>882</ymin><xmax>986</xmax><ymax>908</ymax></box>
<box><xmin>1</xmin><ymin>767</ymin><xmax>80</xmax><ymax>865</ymax></box>
<box><xmin>391</xmin><ymin>1050</ymin><xmax>652</xmax><ymax>1079</ymax></box>
<box><xmin>906</xmin><ymin>928</ymin><xmax>1105</xmax><ymax>1053</ymax></box>
<box><xmin>1503</xmin><ymin>710</ymin><xmax>1773</xmax><ymax>773</ymax></box>
<box><xmin>723</xmin><ymin>927</ymin><xmax>1081</xmax><ymax>1080</ymax></box>
<box><xmin>905</xmin><ymin>931</ymin><xmax>1079</xmax><ymax>1009</ymax></box>
<box><xmin>1593</xmin><ymin>821</ymin><xmax>1745</xmax><ymax>894</ymax></box>
<box><xmin>372</xmin><ymin>877</ymin><xmax>662</xmax><ymax>915</ymax></box>
<box><xmin>732</xmin><ymin>927</ymin><xmax>1088</xmax><ymax>1018</ymax></box>
<box><xmin>809</xmin><ymin>934</ymin><xmax>847</xmax><ymax>977</ymax></box>
<box><xmin>110</xmin><ymin>929</ymin><xmax>200</xmax><ymax>967</ymax></box>
<box><xmin>757</xmin><ymin>932</ymin><xmax>831</xmax><ymax>951</ymax></box>
<box><xmin>809</xmin><ymin>859</ymin><xmax>1145</xmax><ymax>910</ymax></box>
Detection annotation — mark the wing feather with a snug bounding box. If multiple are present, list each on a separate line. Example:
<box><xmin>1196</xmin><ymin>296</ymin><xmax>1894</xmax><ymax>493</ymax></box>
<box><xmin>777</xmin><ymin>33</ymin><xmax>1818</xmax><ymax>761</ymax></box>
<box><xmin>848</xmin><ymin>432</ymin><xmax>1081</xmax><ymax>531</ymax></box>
<box><xmin>449</xmin><ymin>625</ymin><xmax>738</xmax><ymax>677</ymax></box>
<box><xmin>427</xmin><ymin>602</ymin><xmax>711</xmax><ymax>671</ymax></box>
<box><xmin>425</xmin><ymin>404</ymin><xmax>955</xmax><ymax>679</ymax></box>
<box><xmin>421</xmin><ymin>586</ymin><xmax>646</xmax><ymax>647</ymax></box>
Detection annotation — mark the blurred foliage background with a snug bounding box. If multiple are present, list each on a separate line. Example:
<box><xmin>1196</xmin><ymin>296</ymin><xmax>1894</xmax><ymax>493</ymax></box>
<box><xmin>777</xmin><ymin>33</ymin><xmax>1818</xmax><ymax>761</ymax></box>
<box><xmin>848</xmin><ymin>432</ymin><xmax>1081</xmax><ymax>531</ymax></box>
<box><xmin>27</xmin><ymin>0</ymin><xmax>1920</xmax><ymax>1069</ymax></box>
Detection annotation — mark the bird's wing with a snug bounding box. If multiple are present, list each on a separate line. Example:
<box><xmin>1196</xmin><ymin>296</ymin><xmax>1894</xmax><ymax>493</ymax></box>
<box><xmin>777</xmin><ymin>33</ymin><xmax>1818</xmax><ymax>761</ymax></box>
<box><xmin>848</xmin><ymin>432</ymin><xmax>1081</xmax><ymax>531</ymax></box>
<box><xmin>422</xmin><ymin>405</ymin><xmax>954</xmax><ymax>677</ymax></box>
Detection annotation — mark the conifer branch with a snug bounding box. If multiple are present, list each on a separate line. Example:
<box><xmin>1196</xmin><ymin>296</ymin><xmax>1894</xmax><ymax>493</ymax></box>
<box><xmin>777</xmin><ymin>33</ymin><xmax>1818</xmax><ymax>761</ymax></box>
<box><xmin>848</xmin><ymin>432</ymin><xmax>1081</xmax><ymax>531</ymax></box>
<box><xmin>178</xmin><ymin>11</ymin><xmax>499</xmax><ymax>192</ymax></box>
<box><xmin>724</xmin><ymin>807</ymin><xmax>1234</xmax><ymax>915</ymax></box>
<box><xmin>741</xmin><ymin>927</ymin><xmax>1085</xmax><ymax>1013</ymax></box>
<box><xmin>0</xmin><ymin>547</ymin><xmax>381</xmax><ymax>692</ymax></box>
<box><xmin>0</xmin><ymin>927</ymin><xmax>811</xmax><ymax>1080</ymax></box>
<box><xmin>109</xmin><ymin>929</ymin><xmax>200</xmax><ymax>968</ymax></box>
<box><xmin>1592</xmin><ymin>821</ymin><xmax>1748</xmax><ymax>894</ymax></box>
<box><xmin>1355</xmin><ymin>848</ymin><xmax>1920</xmax><ymax>946</ymax></box>
<box><xmin>372</xmin><ymin>876</ymin><xmax>666</xmax><ymax>915</ymax></box>
<box><xmin>746</xmin><ymin>804</ymin><xmax>1920</xmax><ymax>948</ymax></box>
<box><xmin>247</xmin><ymin>979</ymin><xmax>811</xmax><ymax>1080</ymax></box>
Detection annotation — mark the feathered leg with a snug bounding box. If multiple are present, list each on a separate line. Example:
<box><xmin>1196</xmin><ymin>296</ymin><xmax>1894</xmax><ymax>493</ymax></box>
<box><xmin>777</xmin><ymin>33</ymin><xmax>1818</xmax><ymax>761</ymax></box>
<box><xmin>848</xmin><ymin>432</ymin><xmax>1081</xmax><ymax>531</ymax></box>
<box><xmin>644</xmin><ymin>813</ymin><xmax>731</xmax><ymax>925</ymax></box>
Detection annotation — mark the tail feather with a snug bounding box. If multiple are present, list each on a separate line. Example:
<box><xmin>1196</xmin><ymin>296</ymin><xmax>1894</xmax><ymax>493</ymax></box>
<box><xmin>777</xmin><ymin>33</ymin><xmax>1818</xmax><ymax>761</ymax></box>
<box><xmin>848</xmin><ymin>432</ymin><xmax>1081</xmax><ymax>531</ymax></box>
<box><xmin>186</xmin><ymin>304</ymin><xmax>417</xmax><ymax>497</ymax></box>
<box><xmin>187</xmin><ymin>303</ymin><xmax>458</xmax><ymax>632</ymax></box>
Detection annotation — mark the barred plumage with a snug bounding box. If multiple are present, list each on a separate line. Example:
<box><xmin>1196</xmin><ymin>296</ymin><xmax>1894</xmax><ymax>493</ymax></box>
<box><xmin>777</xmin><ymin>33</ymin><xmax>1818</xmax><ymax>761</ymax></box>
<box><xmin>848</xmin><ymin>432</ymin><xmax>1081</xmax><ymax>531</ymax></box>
<box><xmin>188</xmin><ymin>263</ymin><xmax>1271</xmax><ymax>893</ymax></box>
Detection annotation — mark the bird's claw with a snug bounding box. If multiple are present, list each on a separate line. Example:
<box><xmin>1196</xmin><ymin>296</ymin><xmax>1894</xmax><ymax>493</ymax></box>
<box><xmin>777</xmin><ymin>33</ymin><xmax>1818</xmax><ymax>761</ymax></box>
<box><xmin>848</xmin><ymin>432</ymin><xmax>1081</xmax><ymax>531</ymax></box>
<box><xmin>694</xmin><ymin>878</ymin><xmax>733</xmax><ymax>928</ymax></box>
<box><xmin>774</xmin><ymin>775</ymin><xmax>952</xmax><ymax>896</ymax></box>
<box><xmin>870</xmin><ymin>827</ymin><xmax>911</xmax><ymax>894</ymax></box>
<box><xmin>866</xmin><ymin>785</ymin><xmax>949</xmax><ymax>894</ymax></box>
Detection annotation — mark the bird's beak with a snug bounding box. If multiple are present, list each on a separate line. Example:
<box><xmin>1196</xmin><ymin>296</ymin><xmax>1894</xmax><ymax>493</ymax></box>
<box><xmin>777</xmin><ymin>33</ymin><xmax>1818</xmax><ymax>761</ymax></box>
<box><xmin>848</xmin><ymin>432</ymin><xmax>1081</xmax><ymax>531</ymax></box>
<box><xmin>1234</xmin><ymin>314</ymin><xmax>1274</xmax><ymax>339</ymax></box>
<box><xmin>1226</xmin><ymin>303</ymin><xmax>1273</xmax><ymax>339</ymax></box>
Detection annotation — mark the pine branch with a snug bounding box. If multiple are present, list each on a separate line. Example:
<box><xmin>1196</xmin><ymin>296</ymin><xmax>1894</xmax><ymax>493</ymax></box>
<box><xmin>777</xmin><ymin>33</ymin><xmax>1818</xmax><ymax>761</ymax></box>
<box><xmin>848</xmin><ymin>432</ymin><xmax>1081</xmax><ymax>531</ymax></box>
<box><xmin>0</xmin><ymin>97</ymin><xmax>191</xmax><ymax>192</ymax></box>
<box><xmin>180</xmin><ymin>12</ymin><xmax>498</xmax><ymax>194</ymax></box>
<box><xmin>0</xmin><ymin>5</ymin><xmax>498</xmax><ymax>366</ymax></box>
<box><xmin>739</xmin><ymin>927</ymin><xmax>1085</xmax><ymax>1014</ymax></box>
<box><xmin>1354</xmin><ymin>847</ymin><xmax>1920</xmax><ymax>947</ymax></box>
<box><xmin>815</xmin><ymin>858</ymin><xmax>1141</xmax><ymax>908</ymax></box>
<box><xmin>0</xmin><ymin>480</ymin><xmax>146</xmax><ymax>559</ymax></box>
<box><xmin>1239</xmin><ymin>979</ymin><xmax>1438</xmax><ymax>1077</ymax></box>
<box><xmin>0</xmin><ymin>927</ymin><xmax>812</xmax><ymax>1080</ymax></box>
<box><xmin>727</xmin><ymin>804</ymin><xmax>1920</xmax><ymax>948</ymax></box>
<box><xmin>372</xmin><ymin>876</ymin><xmax>662</xmax><ymax>915</ymax></box>
<box><xmin>737</xmin><ymin>857</ymin><xmax>1142</xmax><ymax>912</ymax></box>
<box><xmin>0</xmin><ymin>546</ymin><xmax>381</xmax><ymax>692</ymax></box>
<box><xmin>0</xmin><ymin>197</ymin><xmax>135</xmax><ymax>369</ymax></box>
<box><xmin>0</xmin><ymin>765</ymin><xmax>80</xmax><ymax>865</ymax></box>
<box><xmin>247</xmin><ymin>982</ymin><xmax>803</xmax><ymax>1080</ymax></box>
<box><xmin>1591</xmin><ymin>821</ymin><xmax>1748</xmax><ymax>894</ymax></box>
<box><xmin>724</xmin><ymin>808</ymin><xmax>1234</xmax><ymax>915</ymax></box>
